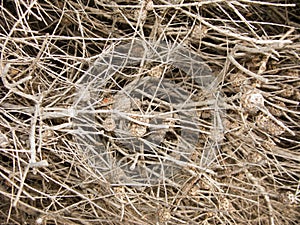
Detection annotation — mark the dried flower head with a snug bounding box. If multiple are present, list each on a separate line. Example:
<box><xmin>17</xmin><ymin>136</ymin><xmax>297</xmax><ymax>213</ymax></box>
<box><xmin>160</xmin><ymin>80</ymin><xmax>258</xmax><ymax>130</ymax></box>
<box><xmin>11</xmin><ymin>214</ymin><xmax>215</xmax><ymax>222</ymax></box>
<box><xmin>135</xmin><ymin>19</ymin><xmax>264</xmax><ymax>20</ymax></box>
<box><xmin>145</xmin><ymin>0</ymin><xmax>154</xmax><ymax>11</ymax></box>
<box><xmin>103</xmin><ymin>117</ymin><xmax>116</xmax><ymax>132</ymax></box>
<box><xmin>247</xmin><ymin>151</ymin><xmax>264</xmax><ymax>163</ymax></box>
<box><xmin>267</xmin><ymin>101</ymin><xmax>285</xmax><ymax>117</ymax></box>
<box><xmin>281</xmin><ymin>191</ymin><xmax>299</xmax><ymax>206</ymax></box>
<box><xmin>230</xmin><ymin>73</ymin><xmax>250</xmax><ymax>90</ymax></box>
<box><xmin>241</xmin><ymin>89</ymin><xmax>264</xmax><ymax>114</ymax></box>
<box><xmin>280</xmin><ymin>84</ymin><xmax>295</xmax><ymax>98</ymax></box>
<box><xmin>148</xmin><ymin>65</ymin><xmax>163</xmax><ymax>78</ymax></box>
<box><xmin>256</xmin><ymin>114</ymin><xmax>285</xmax><ymax>136</ymax></box>
<box><xmin>42</xmin><ymin>129</ymin><xmax>55</xmax><ymax>142</ymax></box>
<box><xmin>130</xmin><ymin>114</ymin><xmax>149</xmax><ymax>137</ymax></box>
<box><xmin>218</xmin><ymin>196</ymin><xmax>234</xmax><ymax>212</ymax></box>
<box><xmin>157</xmin><ymin>207</ymin><xmax>171</xmax><ymax>223</ymax></box>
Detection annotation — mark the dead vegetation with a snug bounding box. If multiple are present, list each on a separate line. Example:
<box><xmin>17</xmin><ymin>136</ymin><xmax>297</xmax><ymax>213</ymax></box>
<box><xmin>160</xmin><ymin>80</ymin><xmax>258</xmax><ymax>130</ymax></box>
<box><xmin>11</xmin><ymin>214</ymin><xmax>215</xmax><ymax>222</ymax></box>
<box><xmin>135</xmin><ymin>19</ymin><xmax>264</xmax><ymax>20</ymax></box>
<box><xmin>0</xmin><ymin>0</ymin><xmax>299</xmax><ymax>224</ymax></box>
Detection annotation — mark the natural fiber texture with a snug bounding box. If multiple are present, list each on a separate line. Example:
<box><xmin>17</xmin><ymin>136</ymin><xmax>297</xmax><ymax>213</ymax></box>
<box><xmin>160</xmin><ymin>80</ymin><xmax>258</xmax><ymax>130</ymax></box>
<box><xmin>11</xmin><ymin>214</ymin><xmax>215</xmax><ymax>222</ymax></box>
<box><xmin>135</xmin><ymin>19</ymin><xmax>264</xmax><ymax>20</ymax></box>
<box><xmin>74</xmin><ymin>38</ymin><xmax>220</xmax><ymax>186</ymax></box>
<box><xmin>0</xmin><ymin>0</ymin><xmax>299</xmax><ymax>224</ymax></box>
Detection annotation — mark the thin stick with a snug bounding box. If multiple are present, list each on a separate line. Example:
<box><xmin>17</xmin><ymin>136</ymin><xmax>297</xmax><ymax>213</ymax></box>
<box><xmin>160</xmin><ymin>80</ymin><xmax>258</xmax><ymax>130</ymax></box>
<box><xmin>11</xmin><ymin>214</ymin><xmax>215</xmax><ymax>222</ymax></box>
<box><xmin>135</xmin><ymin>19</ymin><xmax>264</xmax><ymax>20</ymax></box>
<box><xmin>228</xmin><ymin>54</ymin><xmax>269</xmax><ymax>83</ymax></box>
<box><xmin>13</xmin><ymin>165</ymin><xmax>30</xmax><ymax>207</ymax></box>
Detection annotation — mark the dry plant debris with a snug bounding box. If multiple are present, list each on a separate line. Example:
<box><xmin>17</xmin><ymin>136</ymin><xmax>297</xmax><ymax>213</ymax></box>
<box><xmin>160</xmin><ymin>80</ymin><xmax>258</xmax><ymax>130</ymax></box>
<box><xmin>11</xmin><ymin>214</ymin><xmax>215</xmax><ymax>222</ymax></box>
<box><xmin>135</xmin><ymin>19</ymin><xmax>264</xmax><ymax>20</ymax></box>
<box><xmin>0</xmin><ymin>0</ymin><xmax>300</xmax><ymax>224</ymax></box>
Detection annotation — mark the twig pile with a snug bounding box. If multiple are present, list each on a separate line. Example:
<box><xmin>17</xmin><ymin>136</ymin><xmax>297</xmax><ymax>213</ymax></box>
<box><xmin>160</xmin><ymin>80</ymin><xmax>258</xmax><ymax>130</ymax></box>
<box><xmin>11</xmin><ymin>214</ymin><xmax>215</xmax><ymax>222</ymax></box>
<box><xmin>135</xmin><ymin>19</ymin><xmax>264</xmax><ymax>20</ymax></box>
<box><xmin>0</xmin><ymin>0</ymin><xmax>299</xmax><ymax>224</ymax></box>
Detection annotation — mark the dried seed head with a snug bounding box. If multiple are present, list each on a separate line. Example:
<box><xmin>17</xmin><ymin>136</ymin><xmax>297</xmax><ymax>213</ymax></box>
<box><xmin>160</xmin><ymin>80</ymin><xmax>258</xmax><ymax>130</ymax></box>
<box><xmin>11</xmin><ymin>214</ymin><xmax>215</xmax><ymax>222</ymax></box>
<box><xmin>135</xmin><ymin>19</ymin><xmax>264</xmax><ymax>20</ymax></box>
<box><xmin>256</xmin><ymin>114</ymin><xmax>285</xmax><ymax>136</ymax></box>
<box><xmin>294</xmin><ymin>90</ymin><xmax>300</xmax><ymax>101</ymax></box>
<box><xmin>287</xmin><ymin>69</ymin><xmax>299</xmax><ymax>77</ymax></box>
<box><xmin>145</xmin><ymin>0</ymin><xmax>154</xmax><ymax>11</ymax></box>
<box><xmin>148</xmin><ymin>65</ymin><xmax>163</xmax><ymax>78</ymax></box>
<box><xmin>230</xmin><ymin>73</ymin><xmax>250</xmax><ymax>90</ymax></box>
<box><xmin>130</xmin><ymin>123</ymin><xmax>147</xmax><ymax>137</ymax></box>
<box><xmin>218</xmin><ymin>196</ymin><xmax>234</xmax><ymax>212</ymax></box>
<box><xmin>267</xmin><ymin>101</ymin><xmax>285</xmax><ymax>117</ymax></box>
<box><xmin>280</xmin><ymin>84</ymin><xmax>295</xmax><ymax>98</ymax></box>
<box><xmin>247</xmin><ymin>151</ymin><xmax>264</xmax><ymax>163</ymax></box>
<box><xmin>241</xmin><ymin>89</ymin><xmax>264</xmax><ymax>114</ymax></box>
<box><xmin>113</xmin><ymin>186</ymin><xmax>126</xmax><ymax>199</ymax></box>
<box><xmin>268</xmin><ymin>61</ymin><xmax>280</xmax><ymax>74</ymax></box>
<box><xmin>262</xmin><ymin>139</ymin><xmax>276</xmax><ymax>149</ymax></box>
<box><xmin>103</xmin><ymin>117</ymin><xmax>116</xmax><ymax>132</ymax></box>
<box><xmin>199</xmin><ymin>179</ymin><xmax>211</xmax><ymax>190</ymax></box>
<box><xmin>42</xmin><ymin>129</ymin><xmax>55</xmax><ymax>142</ymax></box>
<box><xmin>191</xmin><ymin>24</ymin><xmax>208</xmax><ymax>38</ymax></box>
<box><xmin>281</xmin><ymin>191</ymin><xmax>298</xmax><ymax>205</ymax></box>
<box><xmin>130</xmin><ymin>114</ymin><xmax>149</xmax><ymax>137</ymax></box>
<box><xmin>157</xmin><ymin>208</ymin><xmax>171</xmax><ymax>223</ymax></box>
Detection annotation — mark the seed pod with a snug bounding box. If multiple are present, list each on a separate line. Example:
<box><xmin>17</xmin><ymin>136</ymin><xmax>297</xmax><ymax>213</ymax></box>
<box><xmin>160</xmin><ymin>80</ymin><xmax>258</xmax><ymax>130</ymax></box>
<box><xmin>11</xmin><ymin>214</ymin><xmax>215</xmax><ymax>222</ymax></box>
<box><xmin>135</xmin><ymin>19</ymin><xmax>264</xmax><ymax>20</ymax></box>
<box><xmin>241</xmin><ymin>89</ymin><xmax>264</xmax><ymax>115</ymax></box>
<box><xmin>103</xmin><ymin>117</ymin><xmax>116</xmax><ymax>132</ymax></box>
<box><xmin>256</xmin><ymin>114</ymin><xmax>285</xmax><ymax>136</ymax></box>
